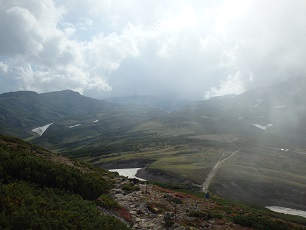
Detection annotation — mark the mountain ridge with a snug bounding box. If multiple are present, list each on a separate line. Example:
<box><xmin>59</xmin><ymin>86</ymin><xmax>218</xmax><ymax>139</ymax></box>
<box><xmin>1</xmin><ymin>79</ymin><xmax>306</xmax><ymax>212</ymax></box>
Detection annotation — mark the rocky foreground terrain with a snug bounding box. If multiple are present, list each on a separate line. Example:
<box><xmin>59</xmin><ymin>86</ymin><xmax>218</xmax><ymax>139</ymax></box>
<box><xmin>105</xmin><ymin>175</ymin><xmax>306</xmax><ymax>230</ymax></box>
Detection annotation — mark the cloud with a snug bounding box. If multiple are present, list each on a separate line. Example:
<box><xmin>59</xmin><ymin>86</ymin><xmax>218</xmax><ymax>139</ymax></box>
<box><xmin>1</xmin><ymin>0</ymin><xmax>306</xmax><ymax>99</ymax></box>
<box><xmin>205</xmin><ymin>71</ymin><xmax>245</xmax><ymax>99</ymax></box>
<box><xmin>0</xmin><ymin>0</ymin><xmax>139</xmax><ymax>94</ymax></box>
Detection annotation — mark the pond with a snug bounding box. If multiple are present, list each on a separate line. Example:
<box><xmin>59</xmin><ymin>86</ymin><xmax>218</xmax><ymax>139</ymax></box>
<box><xmin>109</xmin><ymin>168</ymin><xmax>146</xmax><ymax>181</ymax></box>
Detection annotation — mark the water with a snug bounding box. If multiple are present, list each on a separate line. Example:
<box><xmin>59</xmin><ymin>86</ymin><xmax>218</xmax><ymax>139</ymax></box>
<box><xmin>266</xmin><ymin>206</ymin><xmax>306</xmax><ymax>218</ymax></box>
<box><xmin>109</xmin><ymin>168</ymin><xmax>146</xmax><ymax>181</ymax></box>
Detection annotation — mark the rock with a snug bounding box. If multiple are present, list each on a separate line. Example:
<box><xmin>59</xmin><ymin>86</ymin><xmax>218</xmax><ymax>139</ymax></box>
<box><xmin>139</xmin><ymin>184</ymin><xmax>147</xmax><ymax>193</ymax></box>
<box><xmin>139</xmin><ymin>202</ymin><xmax>148</xmax><ymax>210</ymax></box>
<box><xmin>140</xmin><ymin>222</ymin><xmax>149</xmax><ymax>228</ymax></box>
<box><xmin>136</xmin><ymin>210</ymin><xmax>144</xmax><ymax>215</ymax></box>
<box><xmin>164</xmin><ymin>212</ymin><xmax>174</xmax><ymax>221</ymax></box>
<box><xmin>122</xmin><ymin>194</ymin><xmax>133</xmax><ymax>201</ymax></box>
<box><xmin>114</xmin><ymin>194</ymin><xmax>124</xmax><ymax>199</ymax></box>
<box><xmin>186</xmin><ymin>217</ymin><xmax>196</xmax><ymax>221</ymax></box>
<box><xmin>170</xmin><ymin>223</ymin><xmax>185</xmax><ymax>230</ymax></box>
<box><xmin>111</xmin><ymin>188</ymin><xmax>124</xmax><ymax>194</ymax></box>
<box><xmin>135</xmin><ymin>217</ymin><xmax>141</xmax><ymax>222</ymax></box>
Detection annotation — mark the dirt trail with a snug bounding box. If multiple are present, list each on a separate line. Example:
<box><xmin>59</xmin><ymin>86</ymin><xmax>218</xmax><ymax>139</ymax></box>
<box><xmin>202</xmin><ymin>134</ymin><xmax>239</xmax><ymax>192</ymax></box>
<box><xmin>202</xmin><ymin>150</ymin><xmax>239</xmax><ymax>192</ymax></box>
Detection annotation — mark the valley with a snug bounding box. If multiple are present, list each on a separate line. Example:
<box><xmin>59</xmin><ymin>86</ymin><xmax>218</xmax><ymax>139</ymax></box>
<box><xmin>1</xmin><ymin>78</ymin><xmax>306</xmax><ymax>216</ymax></box>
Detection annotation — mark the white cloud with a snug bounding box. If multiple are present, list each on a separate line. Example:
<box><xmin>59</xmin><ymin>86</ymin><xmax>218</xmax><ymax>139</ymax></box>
<box><xmin>205</xmin><ymin>71</ymin><xmax>245</xmax><ymax>99</ymax></box>
<box><xmin>0</xmin><ymin>62</ymin><xmax>8</xmax><ymax>73</ymax></box>
<box><xmin>0</xmin><ymin>0</ymin><xmax>141</xmax><ymax>94</ymax></box>
<box><xmin>1</xmin><ymin>0</ymin><xmax>306</xmax><ymax>99</ymax></box>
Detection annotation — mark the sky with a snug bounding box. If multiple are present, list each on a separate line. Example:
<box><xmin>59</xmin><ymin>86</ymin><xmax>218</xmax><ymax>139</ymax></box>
<box><xmin>0</xmin><ymin>0</ymin><xmax>306</xmax><ymax>100</ymax></box>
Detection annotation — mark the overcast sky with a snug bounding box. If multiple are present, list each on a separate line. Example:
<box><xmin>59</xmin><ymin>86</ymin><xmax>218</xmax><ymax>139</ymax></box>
<box><xmin>0</xmin><ymin>0</ymin><xmax>306</xmax><ymax>100</ymax></box>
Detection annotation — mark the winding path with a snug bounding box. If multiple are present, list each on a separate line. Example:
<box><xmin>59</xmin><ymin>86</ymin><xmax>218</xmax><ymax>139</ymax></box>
<box><xmin>202</xmin><ymin>134</ymin><xmax>239</xmax><ymax>192</ymax></box>
<box><xmin>202</xmin><ymin>150</ymin><xmax>239</xmax><ymax>192</ymax></box>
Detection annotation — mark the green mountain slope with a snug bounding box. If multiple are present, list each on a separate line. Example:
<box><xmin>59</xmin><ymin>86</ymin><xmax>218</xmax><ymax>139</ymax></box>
<box><xmin>1</xmin><ymin>77</ymin><xmax>306</xmax><ymax>213</ymax></box>
<box><xmin>0</xmin><ymin>90</ymin><xmax>116</xmax><ymax>138</ymax></box>
<box><xmin>0</xmin><ymin>135</ymin><xmax>130</xmax><ymax>229</ymax></box>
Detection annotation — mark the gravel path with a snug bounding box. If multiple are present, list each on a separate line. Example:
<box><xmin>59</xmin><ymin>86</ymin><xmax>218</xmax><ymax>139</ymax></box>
<box><xmin>202</xmin><ymin>150</ymin><xmax>239</xmax><ymax>192</ymax></box>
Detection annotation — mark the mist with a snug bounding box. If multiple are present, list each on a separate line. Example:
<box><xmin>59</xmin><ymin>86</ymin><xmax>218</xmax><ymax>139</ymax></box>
<box><xmin>1</xmin><ymin>0</ymin><xmax>306</xmax><ymax>100</ymax></box>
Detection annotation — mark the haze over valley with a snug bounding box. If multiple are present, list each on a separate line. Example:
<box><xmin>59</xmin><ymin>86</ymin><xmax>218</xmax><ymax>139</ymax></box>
<box><xmin>1</xmin><ymin>77</ymin><xmax>306</xmax><ymax>213</ymax></box>
<box><xmin>2</xmin><ymin>0</ymin><xmax>306</xmax><ymax>228</ymax></box>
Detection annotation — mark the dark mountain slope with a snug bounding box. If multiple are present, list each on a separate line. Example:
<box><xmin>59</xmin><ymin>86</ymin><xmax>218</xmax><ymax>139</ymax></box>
<box><xmin>0</xmin><ymin>90</ymin><xmax>166</xmax><ymax>143</ymax></box>
<box><xmin>0</xmin><ymin>134</ymin><xmax>130</xmax><ymax>229</ymax></box>
<box><xmin>0</xmin><ymin>90</ymin><xmax>115</xmax><ymax>138</ymax></box>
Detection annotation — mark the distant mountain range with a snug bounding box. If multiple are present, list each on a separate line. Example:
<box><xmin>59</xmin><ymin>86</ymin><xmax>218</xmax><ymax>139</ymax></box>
<box><xmin>0</xmin><ymin>90</ymin><xmax>165</xmax><ymax>137</ymax></box>
<box><xmin>1</xmin><ymin>77</ymin><xmax>306</xmax><ymax>152</ymax></box>
<box><xmin>2</xmin><ymin>77</ymin><xmax>306</xmax><ymax>153</ymax></box>
<box><xmin>1</xmin><ymin>78</ymin><xmax>306</xmax><ymax>210</ymax></box>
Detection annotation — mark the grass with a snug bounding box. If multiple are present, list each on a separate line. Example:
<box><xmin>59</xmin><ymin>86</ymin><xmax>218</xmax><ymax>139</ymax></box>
<box><xmin>77</xmin><ymin>135</ymin><xmax>306</xmax><ymax>213</ymax></box>
<box><xmin>30</xmin><ymin>114</ymin><xmax>306</xmax><ymax>216</ymax></box>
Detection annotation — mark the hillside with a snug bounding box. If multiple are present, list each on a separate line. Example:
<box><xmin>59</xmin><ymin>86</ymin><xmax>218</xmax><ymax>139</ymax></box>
<box><xmin>0</xmin><ymin>134</ymin><xmax>131</xmax><ymax>229</ymax></box>
<box><xmin>1</xmin><ymin>135</ymin><xmax>306</xmax><ymax>229</ymax></box>
<box><xmin>1</xmin><ymin>78</ymin><xmax>306</xmax><ymax>214</ymax></box>
<box><xmin>0</xmin><ymin>90</ymin><xmax>115</xmax><ymax>138</ymax></box>
<box><xmin>0</xmin><ymin>90</ymin><xmax>166</xmax><ymax>153</ymax></box>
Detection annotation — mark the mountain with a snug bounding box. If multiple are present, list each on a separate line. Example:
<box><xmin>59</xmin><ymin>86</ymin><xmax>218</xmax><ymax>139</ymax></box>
<box><xmin>0</xmin><ymin>90</ymin><xmax>164</xmax><ymax>138</ymax></box>
<box><xmin>0</xmin><ymin>90</ymin><xmax>115</xmax><ymax>138</ymax></box>
<box><xmin>173</xmin><ymin>76</ymin><xmax>306</xmax><ymax>144</ymax></box>
<box><xmin>1</xmin><ymin>78</ymin><xmax>306</xmax><ymax>212</ymax></box>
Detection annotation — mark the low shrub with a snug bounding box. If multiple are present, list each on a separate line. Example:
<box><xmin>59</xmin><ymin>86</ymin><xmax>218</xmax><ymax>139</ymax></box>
<box><xmin>233</xmin><ymin>214</ymin><xmax>289</xmax><ymax>230</ymax></box>
<box><xmin>96</xmin><ymin>194</ymin><xmax>120</xmax><ymax>210</ymax></box>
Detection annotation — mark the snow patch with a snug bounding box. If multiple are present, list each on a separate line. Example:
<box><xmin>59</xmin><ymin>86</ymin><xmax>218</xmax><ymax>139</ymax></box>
<box><xmin>69</xmin><ymin>124</ymin><xmax>81</xmax><ymax>128</ymax></box>
<box><xmin>281</xmin><ymin>148</ymin><xmax>289</xmax><ymax>152</ymax></box>
<box><xmin>266</xmin><ymin>206</ymin><xmax>306</xmax><ymax>218</ymax></box>
<box><xmin>252</xmin><ymin>124</ymin><xmax>273</xmax><ymax>130</ymax></box>
<box><xmin>31</xmin><ymin>123</ymin><xmax>54</xmax><ymax>136</ymax></box>
<box><xmin>254</xmin><ymin>99</ymin><xmax>262</xmax><ymax>108</ymax></box>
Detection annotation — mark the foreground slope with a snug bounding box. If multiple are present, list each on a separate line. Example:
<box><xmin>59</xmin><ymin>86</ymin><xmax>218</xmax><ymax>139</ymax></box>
<box><xmin>1</xmin><ymin>135</ymin><xmax>306</xmax><ymax>230</ymax></box>
<box><xmin>0</xmin><ymin>135</ymin><xmax>130</xmax><ymax>229</ymax></box>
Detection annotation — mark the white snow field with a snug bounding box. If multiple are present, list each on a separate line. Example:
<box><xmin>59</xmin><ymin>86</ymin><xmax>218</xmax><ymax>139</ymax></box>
<box><xmin>266</xmin><ymin>206</ymin><xmax>306</xmax><ymax>218</ymax></box>
<box><xmin>31</xmin><ymin>123</ymin><xmax>54</xmax><ymax>136</ymax></box>
<box><xmin>252</xmin><ymin>124</ymin><xmax>273</xmax><ymax>130</ymax></box>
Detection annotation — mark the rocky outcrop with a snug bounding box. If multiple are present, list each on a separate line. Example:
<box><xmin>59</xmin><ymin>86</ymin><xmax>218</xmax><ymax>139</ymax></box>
<box><xmin>110</xmin><ymin>177</ymin><xmax>241</xmax><ymax>229</ymax></box>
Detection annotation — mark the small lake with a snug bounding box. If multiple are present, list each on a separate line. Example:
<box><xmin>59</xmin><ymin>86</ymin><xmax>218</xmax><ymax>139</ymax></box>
<box><xmin>109</xmin><ymin>168</ymin><xmax>146</xmax><ymax>181</ymax></box>
<box><xmin>266</xmin><ymin>206</ymin><xmax>306</xmax><ymax>218</ymax></box>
